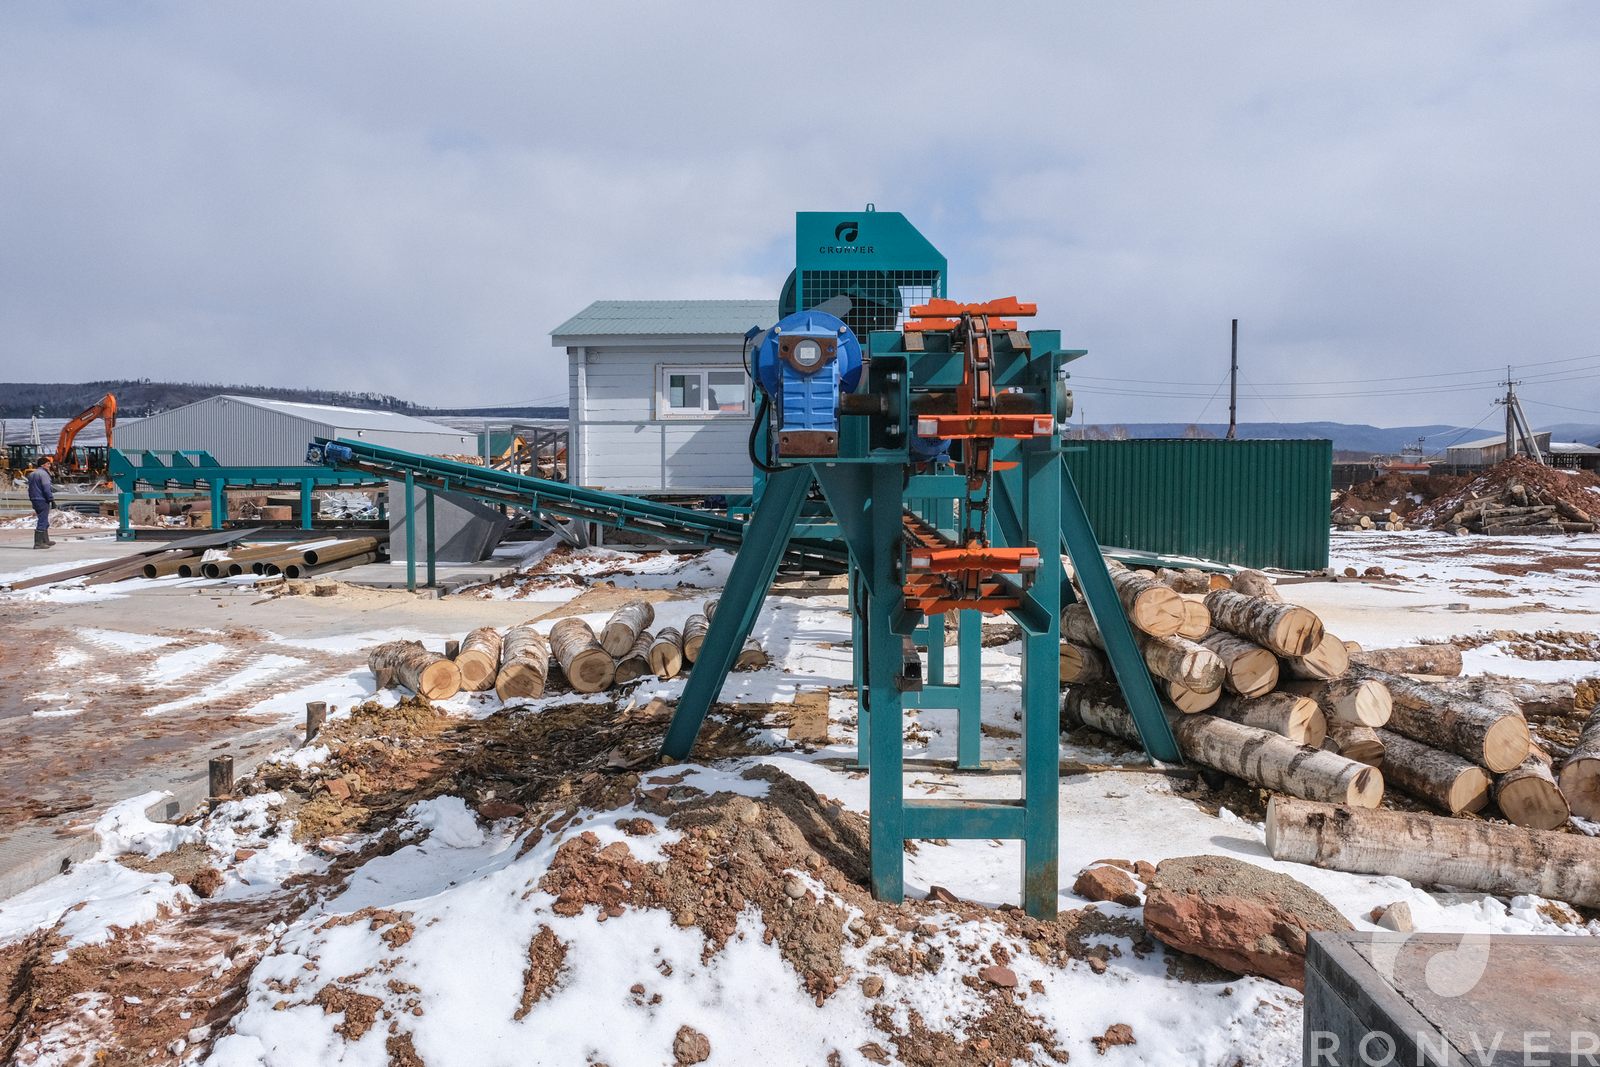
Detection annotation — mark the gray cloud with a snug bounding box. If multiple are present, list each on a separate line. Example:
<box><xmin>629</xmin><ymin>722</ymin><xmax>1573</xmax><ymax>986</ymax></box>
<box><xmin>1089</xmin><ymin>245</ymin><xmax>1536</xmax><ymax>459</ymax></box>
<box><xmin>1</xmin><ymin>2</ymin><xmax>1596</xmax><ymax>428</ymax></box>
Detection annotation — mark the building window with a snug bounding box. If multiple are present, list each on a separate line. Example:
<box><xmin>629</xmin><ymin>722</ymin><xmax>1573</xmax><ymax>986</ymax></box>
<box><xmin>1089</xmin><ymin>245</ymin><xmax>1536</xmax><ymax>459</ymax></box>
<box><xmin>658</xmin><ymin>366</ymin><xmax>748</xmax><ymax>418</ymax></box>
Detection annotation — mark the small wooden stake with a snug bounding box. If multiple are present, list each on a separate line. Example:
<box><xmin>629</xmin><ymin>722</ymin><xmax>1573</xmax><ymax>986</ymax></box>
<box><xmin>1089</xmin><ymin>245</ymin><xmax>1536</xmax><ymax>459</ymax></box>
<box><xmin>445</xmin><ymin>639</ymin><xmax>461</xmax><ymax>660</ymax></box>
<box><xmin>306</xmin><ymin>701</ymin><xmax>327</xmax><ymax>744</ymax></box>
<box><xmin>209</xmin><ymin>755</ymin><xmax>235</xmax><ymax>801</ymax></box>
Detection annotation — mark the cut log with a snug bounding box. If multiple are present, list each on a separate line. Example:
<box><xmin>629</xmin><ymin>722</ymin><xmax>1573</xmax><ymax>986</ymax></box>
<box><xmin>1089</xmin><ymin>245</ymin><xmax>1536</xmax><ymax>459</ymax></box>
<box><xmin>1325</xmin><ymin>721</ymin><xmax>1384</xmax><ymax>766</ymax></box>
<box><xmin>496</xmin><ymin>623</ymin><xmax>551</xmax><ymax>700</ymax></box>
<box><xmin>1061</xmin><ymin>604</ymin><xmax>1105</xmax><ymax>651</ymax></box>
<box><xmin>599</xmin><ymin>601</ymin><xmax>656</xmax><ymax>658</ymax></box>
<box><xmin>1495</xmin><ymin>751</ymin><xmax>1570</xmax><ymax>831</ymax></box>
<box><xmin>1157</xmin><ymin>568</ymin><xmax>1212</xmax><ymax>594</ymax></box>
<box><xmin>1063</xmin><ymin>691</ymin><xmax>1379</xmax><ymax>806</ymax></box>
<box><xmin>1558</xmin><ymin>706</ymin><xmax>1600</xmax><ymax>822</ymax></box>
<box><xmin>1375</xmin><ymin>730</ymin><xmax>1491</xmax><ymax>815</ymax></box>
<box><xmin>549</xmin><ymin>617</ymin><xmax>615</xmax><ymax>693</ymax></box>
<box><xmin>1351</xmin><ymin>666</ymin><xmax>1531</xmax><ymax>773</ymax></box>
<box><xmin>1177</xmin><ymin>597</ymin><xmax>1211</xmax><ymax>641</ymax></box>
<box><xmin>1279</xmin><ymin>676</ymin><xmax>1392</xmax><ymax>727</ymax></box>
<box><xmin>1230</xmin><ymin>569</ymin><xmax>1281</xmax><ymax>601</ymax></box>
<box><xmin>1282</xmin><ymin>632</ymin><xmax>1350</xmax><ymax>682</ymax></box>
<box><xmin>1203</xmin><ymin>590</ymin><xmax>1324</xmax><ymax>657</ymax></box>
<box><xmin>704</xmin><ymin>598</ymin><xmax>718</xmax><ymax>621</ymax></box>
<box><xmin>1107</xmin><ymin>568</ymin><xmax>1185</xmax><ymax>637</ymax></box>
<box><xmin>367</xmin><ymin>640</ymin><xmax>461</xmax><ymax>700</ymax></box>
<box><xmin>1265</xmin><ymin>796</ymin><xmax>1600</xmax><ymax>909</ymax></box>
<box><xmin>1139</xmin><ymin>634</ymin><xmax>1225</xmax><ymax>693</ymax></box>
<box><xmin>1199</xmin><ymin>632</ymin><xmax>1280</xmax><ymax>699</ymax></box>
<box><xmin>1351</xmin><ymin>645</ymin><xmax>1463</xmax><ymax>677</ymax></box>
<box><xmin>613</xmin><ymin>631</ymin><xmax>655</xmax><ymax>685</ymax></box>
<box><xmin>681</xmin><ymin>614</ymin><xmax>709</xmax><ymax>663</ymax></box>
<box><xmin>734</xmin><ymin>639</ymin><xmax>769</xmax><ymax>670</ymax></box>
<box><xmin>648</xmin><ymin>627</ymin><xmax>684</xmax><ymax>680</ymax></box>
<box><xmin>1166</xmin><ymin>680</ymin><xmax>1221</xmax><ymax>714</ymax></box>
<box><xmin>1059</xmin><ymin>641</ymin><xmax>1108</xmax><ymax>684</ymax></box>
<box><xmin>1211</xmin><ymin>692</ymin><xmax>1326</xmax><ymax>748</ymax></box>
<box><xmin>455</xmin><ymin>627</ymin><xmax>502</xmax><ymax>691</ymax></box>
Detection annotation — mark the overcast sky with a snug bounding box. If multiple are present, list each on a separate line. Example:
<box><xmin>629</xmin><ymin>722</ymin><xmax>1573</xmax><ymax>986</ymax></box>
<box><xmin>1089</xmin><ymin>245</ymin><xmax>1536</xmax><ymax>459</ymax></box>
<box><xmin>2</xmin><ymin>3</ymin><xmax>1597</xmax><ymax>431</ymax></box>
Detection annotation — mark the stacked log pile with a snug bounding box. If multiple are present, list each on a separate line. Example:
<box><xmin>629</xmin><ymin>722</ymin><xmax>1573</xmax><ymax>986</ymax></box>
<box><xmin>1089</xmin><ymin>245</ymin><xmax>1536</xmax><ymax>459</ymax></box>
<box><xmin>1062</xmin><ymin>562</ymin><xmax>1578</xmax><ymax>832</ymax></box>
<box><xmin>1412</xmin><ymin>454</ymin><xmax>1600</xmax><ymax>534</ymax></box>
<box><xmin>366</xmin><ymin>597</ymin><xmax>768</xmax><ymax>702</ymax></box>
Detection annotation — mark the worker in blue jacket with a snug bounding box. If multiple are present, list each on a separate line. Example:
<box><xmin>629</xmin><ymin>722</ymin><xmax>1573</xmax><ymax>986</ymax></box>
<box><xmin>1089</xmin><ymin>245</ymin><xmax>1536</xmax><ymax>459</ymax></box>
<box><xmin>27</xmin><ymin>456</ymin><xmax>55</xmax><ymax>548</ymax></box>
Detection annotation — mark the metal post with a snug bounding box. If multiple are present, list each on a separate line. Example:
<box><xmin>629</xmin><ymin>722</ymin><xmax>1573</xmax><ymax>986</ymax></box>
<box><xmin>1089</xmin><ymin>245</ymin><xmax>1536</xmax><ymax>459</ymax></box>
<box><xmin>955</xmin><ymin>609</ymin><xmax>982</xmax><ymax>770</ymax></box>
<box><xmin>863</xmin><ymin>462</ymin><xmax>907</xmax><ymax>904</ymax></box>
<box><xmin>425</xmin><ymin>489</ymin><xmax>436</xmax><ymax>589</ymax></box>
<box><xmin>300</xmin><ymin>480</ymin><xmax>313</xmax><ymax>530</ymax></box>
<box><xmin>208</xmin><ymin>755</ymin><xmax>234</xmax><ymax>801</ymax></box>
<box><xmin>118</xmin><ymin>488</ymin><xmax>131</xmax><ymax>540</ymax></box>
<box><xmin>1020</xmin><ymin>436</ymin><xmax>1062</xmax><ymax>919</ymax></box>
<box><xmin>210</xmin><ymin>481</ymin><xmax>223</xmax><ymax>530</ymax></box>
<box><xmin>305</xmin><ymin>701</ymin><xmax>327</xmax><ymax>743</ymax></box>
<box><xmin>1226</xmin><ymin>318</ymin><xmax>1239</xmax><ymax>441</ymax></box>
<box><xmin>404</xmin><ymin>471</ymin><xmax>416</xmax><ymax>593</ymax></box>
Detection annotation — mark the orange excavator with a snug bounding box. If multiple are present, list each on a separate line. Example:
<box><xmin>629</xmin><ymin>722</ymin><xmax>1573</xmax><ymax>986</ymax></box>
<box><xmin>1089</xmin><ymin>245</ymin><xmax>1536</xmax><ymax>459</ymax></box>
<box><xmin>50</xmin><ymin>393</ymin><xmax>117</xmax><ymax>478</ymax></box>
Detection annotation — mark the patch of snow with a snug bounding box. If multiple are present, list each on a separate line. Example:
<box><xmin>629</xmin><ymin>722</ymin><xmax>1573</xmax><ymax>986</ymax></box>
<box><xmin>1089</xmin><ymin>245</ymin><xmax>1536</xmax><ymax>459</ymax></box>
<box><xmin>143</xmin><ymin>654</ymin><xmax>306</xmax><ymax>715</ymax></box>
<box><xmin>146</xmin><ymin>642</ymin><xmax>230</xmax><ymax>685</ymax></box>
<box><xmin>78</xmin><ymin>628</ymin><xmax>176</xmax><ymax>654</ymax></box>
<box><xmin>32</xmin><ymin>708</ymin><xmax>83</xmax><ymax>719</ymax></box>
<box><xmin>94</xmin><ymin>791</ymin><xmax>199</xmax><ymax>859</ymax></box>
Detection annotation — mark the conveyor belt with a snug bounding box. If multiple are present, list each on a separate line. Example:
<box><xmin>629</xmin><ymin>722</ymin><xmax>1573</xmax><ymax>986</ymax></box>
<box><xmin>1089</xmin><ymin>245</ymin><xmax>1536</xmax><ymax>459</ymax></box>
<box><xmin>310</xmin><ymin>438</ymin><xmax>847</xmax><ymax>572</ymax></box>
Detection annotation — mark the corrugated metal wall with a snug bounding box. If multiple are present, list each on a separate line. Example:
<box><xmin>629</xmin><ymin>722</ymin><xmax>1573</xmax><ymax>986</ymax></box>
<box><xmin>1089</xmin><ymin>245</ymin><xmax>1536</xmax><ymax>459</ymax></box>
<box><xmin>1063</xmin><ymin>439</ymin><xmax>1331</xmax><ymax>571</ymax></box>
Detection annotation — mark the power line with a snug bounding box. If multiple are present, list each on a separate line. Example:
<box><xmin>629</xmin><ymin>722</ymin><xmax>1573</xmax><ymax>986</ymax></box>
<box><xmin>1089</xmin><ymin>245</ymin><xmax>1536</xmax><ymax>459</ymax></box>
<box><xmin>1520</xmin><ymin>397</ymin><xmax>1600</xmax><ymax>418</ymax></box>
<box><xmin>1070</xmin><ymin>369</ymin><xmax>1600</xmax><ymax>401</ymax></box>
<box><xmin>1069</xmin><ymin>351</ymin><xmax>1600</xmax><ymax>388</ymax></box>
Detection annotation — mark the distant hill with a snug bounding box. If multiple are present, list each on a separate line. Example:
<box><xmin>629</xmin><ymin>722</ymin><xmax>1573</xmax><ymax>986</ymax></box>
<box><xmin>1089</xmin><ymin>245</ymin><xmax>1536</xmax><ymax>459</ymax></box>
<box><xmin>0</xmin><ymin>380</ymin><xmax>424</xmax><ymax>419</ymax></box>
<box><xmin>1075</xmin><ymin>421</ymin><xmax>1600</xmax><ymax>455</ymax></box>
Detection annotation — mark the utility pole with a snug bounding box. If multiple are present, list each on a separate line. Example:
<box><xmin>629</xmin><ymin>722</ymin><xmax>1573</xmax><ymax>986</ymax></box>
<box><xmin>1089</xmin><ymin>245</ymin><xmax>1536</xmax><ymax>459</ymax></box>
<box><xmin>1495</xmin><ymin>366</ymin><xmax>1546</xmax><ymax>465</ymax></box>
<box><xmin>1226</xmin><ymin>318</ymin><xmax>1239</xmax><ymax>440</ymax></box>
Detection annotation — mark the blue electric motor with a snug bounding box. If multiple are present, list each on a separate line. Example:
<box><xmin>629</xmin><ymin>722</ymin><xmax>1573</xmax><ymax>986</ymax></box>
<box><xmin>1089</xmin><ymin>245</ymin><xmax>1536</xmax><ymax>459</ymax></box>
<box><xmin>752</xmin><ymin>309</ymin><xmax>863</xmax><ymax>459</ymax></box>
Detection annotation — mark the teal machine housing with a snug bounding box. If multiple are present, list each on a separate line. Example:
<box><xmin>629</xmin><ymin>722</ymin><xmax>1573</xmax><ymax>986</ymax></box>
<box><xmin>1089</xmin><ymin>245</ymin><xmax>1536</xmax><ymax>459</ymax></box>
<box><xmin>664</xmin><ymin>209</ymin><xmax>1177</xmax><ymax>918</ymax></box>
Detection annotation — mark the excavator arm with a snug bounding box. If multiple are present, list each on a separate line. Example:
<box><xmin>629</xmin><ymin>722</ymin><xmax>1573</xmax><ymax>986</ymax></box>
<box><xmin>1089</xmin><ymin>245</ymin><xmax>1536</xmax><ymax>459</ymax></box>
<box><xmin>53</xmin><ymin>393</ymin><xmax>117</xmax><ymax>465</ymax></box>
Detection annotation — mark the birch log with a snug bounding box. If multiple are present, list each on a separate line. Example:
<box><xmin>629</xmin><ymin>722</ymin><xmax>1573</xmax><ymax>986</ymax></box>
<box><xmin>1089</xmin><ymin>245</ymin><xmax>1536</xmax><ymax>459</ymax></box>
<box><xmin>1203</xmin><ymin>590</ymin><xmax>1324</xmax><ymax>657</ymax></box>
<box><xmin>1177</xmin><ymin>598</ymin><xmax>1211</xmax><ymax>641</ymax></box>
<box><xmin>496</xmin><ymin>623</ymin><xmax>551</xmax><ymax>700</ymax></box>
<box><xmin>1107</xmin><ymin>568</ymin><xmax>1185</xmax><ymax>638</ymax></box>
<box><xmin>1139</xmin><ymin>634</ymin><xmax>1226</xmax><ymax>692</ymax></box>
<box><xmin>612</xmin><ymin>631</ymin><xmax>655</xmax><ymax>684</ymax></box>
<box><xmin>1375</xmin><ymin>730</ymin><xmax>1491</xmax><ymax>815</ymax></box>
<box><xmin>600</xmin><ymin>601</ymin><xmax>656</xmax><ymax>658</ymax></box>
<box><xmin>1166</xmin><ymin>680</ymin><xmax>1221</xmax><ymax>713</ymax></box>
<box><xmin>1059</xmin><ymin>641</ymin><xmax>1108</xmax><ymax>684</ymax></box>
<box><xmin>681</xmin><ymin>614</ymin><xmax>709</xmax><ymax>663</ymax></box>
<box><xmin>455</xmin><ymin>627</ymin><xmax>503</xmax><ymax>692</ymax></box>
<box><xmin>1325</xmin><ymin>720</ymin><xmax>1384</xmax><ymax>766</ymax></box>
<box><xmin>1494</xmin><ymin>750</ymin><xmax>1570</xmax><ymax>831</ymax></box>
<box><xmin>1558</xmin><ymin>707</ymin><xmax>1600</xmax><ymax>822</ymax></box>
<box><xmin>1158</xmin><ymin>568</ymin><xmax>1212</xmax><ymax>594</ymax></box>
<box><xmin>368</xmin><ymin>640</ymin><xmax>461</xmax><ymax>700</ymax></box>
<box><xmin>550</xmin><ymin>617</ymin><xmax>615</xmax><ymax>692</ymax></box>
<box><xmin>1211</xmin><ymin>692</ymin><xmax>1327</xmax><ymax>748</ymax></box>
<box><xmin>1351</xmin><ymin>645</ymin><xmax>1464</xmax><ymax>677</ymax></box>
<box><xmin>1265</xmin><ymin>796</ymin><xmax>1600</xmax><ymax>909</ymax></box>
<box><xmin>1352</xmin><ymin>666</ymin><xmax>1531</xmax><ymax>773</ymax></box>
<box><xmin>734</xmin><ymin>639</ymin><xmax>769</xmax><ymax>670</ymax></box>
<box><xmin>1282</xmin><ymin>632</ymin><xmax>1351</xmax><ymax>681</ymax></box>
<box><xmin>1279</xmin><ymin>676</ymin><xmax>1393</xmax><ymax>727</ymax></box>
<box><xmin>1199</xmin><ymin>631</ymin><xmax>1280</xmax><ymax>698</ymax></box>
<box><xmin>1230</xmin><ymin>569</ymin><xmax>1282</xmax><ymax>601</ymax></box>
<box><xmin>1063</xmin><ymin>691</ymin><xmax>1380</xmax><ymax>808</ymax></box>
<box><xmin>1061</xmin><ymin>604</ymin><xmax>1105</xmax><ymax>650</ymax></box>
<box><xmin>648</xmin><ymin>627</ymin><xmax>684</xmax><ymax>680</ymax></box>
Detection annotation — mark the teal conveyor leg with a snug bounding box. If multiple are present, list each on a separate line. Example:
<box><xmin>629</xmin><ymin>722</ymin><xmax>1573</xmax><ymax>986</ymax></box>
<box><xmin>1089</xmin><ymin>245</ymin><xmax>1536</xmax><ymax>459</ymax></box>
<box><xmin>858</xmin><ymin>463</ymin><xmax>907</xmax><ymax>904</ymax></box>
<box><xmin>849</xmin><ymin>566</ymin><xmax>869</xmax><ymax>770</ymax></box>
<box><xmin>660</xmin><ymin>465</ymin><xmax>813</xmax><ymax>760</ymax></box>
<box><xmin>1021</xmin><ymin>440</ymin><xmax>1063</xmax><ymax>918</ymax></box>
<box><xmin>1059</xmin><ymin>464</ymin><xmax>1181</xmax><ymax>763</ymax></box>
<box><xmin>210</xmin><ymin>482</ymin><xmax>222</xmax><ymax>530</ymax></box>
<box><xmin>924</xmin><ymin>614</ymin><xmax>945</xmax><ymax>686</ymax></box>
<box><xmin>424</xmin><ymin>490</ymin><xmax>436</xmax><ymax>589</ymax></box>
<box><xmin>955</xmin><ymin>610</ymin><xmax>982</xmax><ymax>770</ymax></box>
<box><xmin>118</xmin><ymin>489</ymin><xmax>131</xmax><ymax>541</ymax></box>
<box><xmin>404</xmin><ymin>471</ymin><xmax>416</xmax><ymax>593</ymax></box>
<box><xmin>301</xmin><ymin>481</ymin><xmax>313</xmax><ymax>530</ymax></box>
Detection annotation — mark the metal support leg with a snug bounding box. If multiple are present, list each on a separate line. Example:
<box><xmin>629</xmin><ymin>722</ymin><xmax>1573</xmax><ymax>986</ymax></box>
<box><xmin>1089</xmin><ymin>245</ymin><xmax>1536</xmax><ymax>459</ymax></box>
<box><xmin>118</xmin><ymin>489</ymin><xmax>131</xmax><ymax>541</ymax></box>
<box><xmin>1021</xmin><ymin>441</ymin><xmax>1063</xmax><ymax>919</ymax></box>
<box><xmin>860</xmin><ymin>463</ymin><xmax>907</xmax><ymax>904</ymax></box>
<box><xmin>210</xmin><ymin>482</ymin><xmax>222</xmax><ymax>530</ymax></box>
<box><xmin>1059</xmin><ymin>462</ymin><xmax>1181</xmax><ymax>762</ymax></box>
<box><xmin>849</xmin><ymin>565</ymin><xmax>869</xmax><ymax>770</ymax></box>
<box><xmin>404</xmin><ymin>471</ymin><xmax>416</xmax><ymax>593</ymax></box>
<box><xmin>425</xmin><ymin>490</ymin><xmax>436</xmax><ymax>589</ymax></box>
<box><xmin>660</xmin><ymin>465</ymin><xmax>813</xmax><ymax>759</ymax></box>
<box><xmin>300</xmin><ymin>480</ymin><xmax>313</xmax><ymax>530</ymax></box>
<box><xmin>956</xmin><ymin>610</ymin><xmax>982</xmax><ymax>769</ymax></box>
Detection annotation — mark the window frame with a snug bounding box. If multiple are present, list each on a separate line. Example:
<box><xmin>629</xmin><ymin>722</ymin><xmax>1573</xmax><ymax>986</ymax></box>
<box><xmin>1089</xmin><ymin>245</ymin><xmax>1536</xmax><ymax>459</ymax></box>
<box><xmin>655</xmin><ymin>364</ymin><xmax>750</xmax><ymax>419</ymax></box>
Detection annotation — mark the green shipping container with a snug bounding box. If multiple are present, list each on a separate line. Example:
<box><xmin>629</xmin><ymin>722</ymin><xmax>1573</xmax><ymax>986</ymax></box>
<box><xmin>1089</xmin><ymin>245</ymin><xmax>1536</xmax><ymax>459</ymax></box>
<box><xmin>1062</xmin><ymin>439</ymin><xmax>1332</xmax><ymax>571</ymax></box>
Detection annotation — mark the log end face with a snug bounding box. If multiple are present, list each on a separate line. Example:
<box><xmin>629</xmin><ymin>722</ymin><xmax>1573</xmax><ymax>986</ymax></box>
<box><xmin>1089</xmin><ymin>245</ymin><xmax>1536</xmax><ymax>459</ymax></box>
<box><xmin>1483</xmin><ymin>716</ymin><xmax>1534</xmax><ymax>775</ymax></box>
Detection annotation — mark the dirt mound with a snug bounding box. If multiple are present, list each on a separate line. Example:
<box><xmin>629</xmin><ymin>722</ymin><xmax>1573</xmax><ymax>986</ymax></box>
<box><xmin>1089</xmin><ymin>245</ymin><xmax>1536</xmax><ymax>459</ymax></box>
<box><xmin>1413</xmin><ymin>455</ymin><xmax>1600</xmax><ymax>530</ymax></box>
<box><xmin>1335</xmin><ymin>471</ymin><xmax>1463</xmax><ymax>519</ymax></box>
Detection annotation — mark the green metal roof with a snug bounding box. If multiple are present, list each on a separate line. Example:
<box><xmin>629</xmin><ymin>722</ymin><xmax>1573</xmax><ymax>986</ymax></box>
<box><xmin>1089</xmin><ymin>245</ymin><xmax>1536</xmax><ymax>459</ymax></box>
<box><xmin>550</xmin><ymin>300</ymin><xmax>778</xmax><ymax>339</ymax></box>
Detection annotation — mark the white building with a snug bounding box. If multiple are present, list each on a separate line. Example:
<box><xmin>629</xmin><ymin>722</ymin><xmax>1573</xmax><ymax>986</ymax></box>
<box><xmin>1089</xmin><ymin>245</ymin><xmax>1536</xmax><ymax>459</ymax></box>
<box><xmin>552</xmin><ymin>300</ymin><xmax>776</xmax><ymax>495</ymax></box>
<box><xmin>1444</xmin><ymin>431</ymin><xmax>1554</xmax><ymax>468</ymax></box>
<box><xmin>116</xmin><ymin>394</ymin><xmax>478</xmax><ymax>466</ymax></box>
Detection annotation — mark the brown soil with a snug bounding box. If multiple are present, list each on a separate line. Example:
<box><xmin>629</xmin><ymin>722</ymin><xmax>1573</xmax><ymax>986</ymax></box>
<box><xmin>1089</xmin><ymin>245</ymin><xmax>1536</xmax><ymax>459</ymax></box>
<box><xmin>515</xmin><ymin>925</ymin><xmax>568</xmax><ymax>1019</ymax></box>
<box><xmin>1336</xmin><ymin>471</ymin><xmax>1468</xmax><ymax>519</ymax></box>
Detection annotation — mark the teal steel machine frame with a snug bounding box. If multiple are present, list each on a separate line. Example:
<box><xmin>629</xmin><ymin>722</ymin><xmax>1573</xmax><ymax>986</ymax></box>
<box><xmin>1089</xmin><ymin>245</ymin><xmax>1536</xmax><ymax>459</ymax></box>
<box><xmin>662</xmin><ymin>210</ymin><xmax>1178</xmax><ymax>919</ymax></box>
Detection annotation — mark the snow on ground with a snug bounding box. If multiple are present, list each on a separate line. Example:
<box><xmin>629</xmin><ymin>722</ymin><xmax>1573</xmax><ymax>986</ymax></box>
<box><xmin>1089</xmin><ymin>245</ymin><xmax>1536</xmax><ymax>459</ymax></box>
<box><xmin>1</xmin><ymin>536</ymin><xmax>1598</xmax><ymax>1063</ymax></box>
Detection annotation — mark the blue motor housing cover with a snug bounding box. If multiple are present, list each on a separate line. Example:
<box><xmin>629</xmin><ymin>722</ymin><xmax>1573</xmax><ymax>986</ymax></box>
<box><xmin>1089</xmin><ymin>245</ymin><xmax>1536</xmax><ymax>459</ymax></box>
<box><xmin>752</xmin><ymin>310</ymin><xmax>863</xmax><ymax>438</ymax></box>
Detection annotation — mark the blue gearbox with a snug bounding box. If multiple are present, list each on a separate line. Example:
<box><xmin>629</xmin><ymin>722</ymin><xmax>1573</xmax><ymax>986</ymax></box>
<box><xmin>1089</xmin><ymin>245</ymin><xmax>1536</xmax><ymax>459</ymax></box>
<box><xmin>752</xmin><ymin>309</ymin><xmax>863</xmax><ymax>458</ymax></box>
